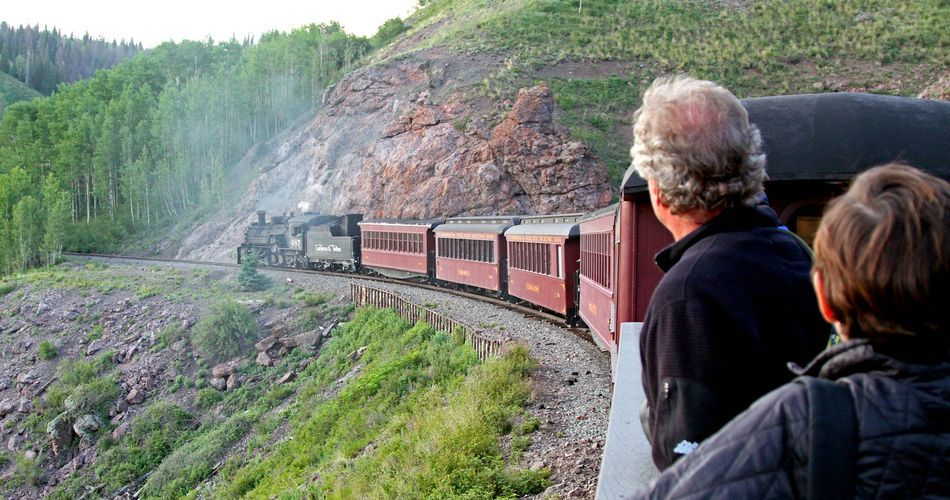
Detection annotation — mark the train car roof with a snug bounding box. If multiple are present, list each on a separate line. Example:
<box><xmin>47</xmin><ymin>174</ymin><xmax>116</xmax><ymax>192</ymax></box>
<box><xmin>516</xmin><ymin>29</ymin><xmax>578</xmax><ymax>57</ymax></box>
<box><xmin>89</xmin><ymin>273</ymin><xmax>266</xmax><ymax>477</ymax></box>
<box><xmin>358</xmin><ymin>218</ymin><xmax>445</xmax><ymax>228</ymax></box>
<box><xmin>505</xmin><ymin>213</ymin><xmax>583</xmax><ymax>237</ymax></box>
<box><xmin>434</xmin><ymin>216</ymin><xmax>521</xmax><ymax>235</ymax></box>
<box><xmin>505</xmin><ymin>223</ymin><xmax>579</xmax><ymax>238</ymax></box>
<box><xmin>578</xmin><ymin>203</ymin><xmax>619</xmax><ymax>222</ymax></box>
<box><xmin>622</xmin><ymin>92</ymin><xmax>950</xmax><ymax>194</ymax></box>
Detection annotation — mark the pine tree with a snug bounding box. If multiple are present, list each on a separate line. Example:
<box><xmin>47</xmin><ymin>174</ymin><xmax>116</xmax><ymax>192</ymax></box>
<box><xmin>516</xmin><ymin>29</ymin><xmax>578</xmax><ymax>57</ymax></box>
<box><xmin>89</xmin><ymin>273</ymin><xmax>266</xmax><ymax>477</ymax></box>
<box><xmin>237</xmin><ymin>252</ymin><xmax>271</xmax><ymax>291</ymax></box>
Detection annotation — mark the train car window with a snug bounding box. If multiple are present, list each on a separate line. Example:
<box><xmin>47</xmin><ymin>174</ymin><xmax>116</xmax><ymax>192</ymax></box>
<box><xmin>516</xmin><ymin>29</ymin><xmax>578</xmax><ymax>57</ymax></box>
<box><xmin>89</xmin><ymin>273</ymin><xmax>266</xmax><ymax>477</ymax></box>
<box><xmin>557</xmin><ymin>245</ymin><xmax>563</xmax><ymax>278</ymax></box>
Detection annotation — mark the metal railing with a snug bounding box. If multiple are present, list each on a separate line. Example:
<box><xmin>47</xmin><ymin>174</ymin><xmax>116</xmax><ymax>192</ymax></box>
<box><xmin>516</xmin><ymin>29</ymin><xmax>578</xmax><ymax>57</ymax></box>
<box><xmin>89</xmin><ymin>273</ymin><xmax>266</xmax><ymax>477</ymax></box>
<box><xmin>349</xmin><ymin>282</ymin><xmax>505</xmax><ymax>361</ymax></box>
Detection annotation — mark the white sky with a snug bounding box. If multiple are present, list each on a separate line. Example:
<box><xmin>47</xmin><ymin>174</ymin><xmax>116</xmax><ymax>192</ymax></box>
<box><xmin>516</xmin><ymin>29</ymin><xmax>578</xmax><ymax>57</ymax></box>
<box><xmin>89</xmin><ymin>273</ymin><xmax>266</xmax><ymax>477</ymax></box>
<box><xmin>3</xmin><ymin>0</ymin><xmax>421</xmax><ymax>47</ymax></box>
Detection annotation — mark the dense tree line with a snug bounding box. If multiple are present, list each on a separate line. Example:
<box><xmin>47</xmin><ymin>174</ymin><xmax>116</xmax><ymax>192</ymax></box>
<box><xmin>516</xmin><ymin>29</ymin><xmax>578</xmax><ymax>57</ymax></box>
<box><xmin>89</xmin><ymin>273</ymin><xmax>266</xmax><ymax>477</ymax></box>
<box><xmin>0</xmin><ymin>22</ymin><xmax>143</xmax><ymax>96</ymax></box>
<box><xmin>0</xmin><ymin>22</ymin><xmax>375</xmax><ymax>275</ymax></box>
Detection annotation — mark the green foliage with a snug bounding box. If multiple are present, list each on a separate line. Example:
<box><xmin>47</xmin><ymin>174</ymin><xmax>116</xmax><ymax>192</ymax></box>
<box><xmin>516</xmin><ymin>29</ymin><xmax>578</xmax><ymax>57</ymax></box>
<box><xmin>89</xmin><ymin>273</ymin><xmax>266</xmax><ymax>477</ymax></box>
<box><xmin>215</xmin><ymin>307</ymin><xmax>547</xmax><ymax>498</ymax></box>
<box><xmin>237</xmin><ymin>253</ymin><xmax>270</xmax><ymax>292</ymax></box>
<box><xmin>94</xmin><ymin>402</ymin><xmax>193</xmax><ymax>493</ymax></box>
<box><xmin>192</xmin><ymin>298</ymin><xmax>258</xmax><ymax>363</ymax></box>
<box><xmin>38</xmin><ymin>340</ymin><xmax>57</xmax><ymax>360</ymax></box>
<box><xmin>153</xmin><ymin>323</ymin><xmax>185</xmax><ymax>350</ymax></box>
<box><xmin>0</xmin><ymin>23</ymin><xmax>373</xmax><ymax>276</ymax></box>
<box><xmin>293</xmin><ymin>290</ymin><xmax>333</xmax><ymax>307</ymax></box>
<box><xmin>195</xmin><ymin>388</ymin><xmax>224</xmax><ymax>409</ymax></box>
<box><xmin>141</xmin><ymin>412</ymin><xmax>255</xmax><ymax>499</ymax></box>
<box><xmin>0</xmin><ymin>281</ymin><xmax>15</xmax><ymax>295</ymax></box>
<box><xmin>9</xmin><ymin>453</ymin><xmax>42</xmax><ymax>488</ymax></box>
<box><xmin>372</xmin><ymin>17</ymin><xmax>409</xmax><ymax>48</ymax></box>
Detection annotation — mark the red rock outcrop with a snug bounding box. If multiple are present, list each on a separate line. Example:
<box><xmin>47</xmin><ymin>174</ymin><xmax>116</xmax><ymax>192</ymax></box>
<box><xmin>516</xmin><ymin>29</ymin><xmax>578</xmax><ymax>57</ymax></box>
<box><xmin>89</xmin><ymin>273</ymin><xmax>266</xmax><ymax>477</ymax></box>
<box><xmin>176</xmin><ymin>52</ymin><xmax>614</xmax><ymax>262</ymax></box>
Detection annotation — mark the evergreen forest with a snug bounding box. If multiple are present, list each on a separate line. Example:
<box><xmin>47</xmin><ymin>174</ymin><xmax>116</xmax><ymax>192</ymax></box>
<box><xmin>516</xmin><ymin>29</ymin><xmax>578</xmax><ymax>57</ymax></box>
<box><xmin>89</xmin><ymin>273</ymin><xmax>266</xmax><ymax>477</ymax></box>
<box><xmin>0</xmin><ymin>22</ymin><xmax>143</xmax><ymax>97</ymax></box>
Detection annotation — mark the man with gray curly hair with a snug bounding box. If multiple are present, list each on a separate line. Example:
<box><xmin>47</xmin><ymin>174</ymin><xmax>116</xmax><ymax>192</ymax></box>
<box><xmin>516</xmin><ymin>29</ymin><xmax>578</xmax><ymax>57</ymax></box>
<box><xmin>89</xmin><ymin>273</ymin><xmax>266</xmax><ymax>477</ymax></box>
<box><xmin>632</xmin><ymin>76</ymin><xmax>827</xmax><ymax>470</ymax></box>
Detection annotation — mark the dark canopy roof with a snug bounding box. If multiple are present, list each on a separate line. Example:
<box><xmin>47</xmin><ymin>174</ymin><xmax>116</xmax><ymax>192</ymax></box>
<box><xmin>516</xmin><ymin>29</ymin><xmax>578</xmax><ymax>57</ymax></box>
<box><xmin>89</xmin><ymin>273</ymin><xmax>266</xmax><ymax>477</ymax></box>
<box><xmin>622</xmin><ymin>93</ymin><xmax>950</xmax><ymax>194</ymax></box>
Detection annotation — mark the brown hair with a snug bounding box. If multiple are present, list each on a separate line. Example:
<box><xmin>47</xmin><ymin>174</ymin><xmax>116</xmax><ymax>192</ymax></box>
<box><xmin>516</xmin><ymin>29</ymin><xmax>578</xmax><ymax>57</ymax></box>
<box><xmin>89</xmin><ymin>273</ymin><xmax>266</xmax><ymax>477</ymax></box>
<box><xmin>813</xmin><ymin>163</ymin><xmax>949</xmax><ymax>339</ymax></box>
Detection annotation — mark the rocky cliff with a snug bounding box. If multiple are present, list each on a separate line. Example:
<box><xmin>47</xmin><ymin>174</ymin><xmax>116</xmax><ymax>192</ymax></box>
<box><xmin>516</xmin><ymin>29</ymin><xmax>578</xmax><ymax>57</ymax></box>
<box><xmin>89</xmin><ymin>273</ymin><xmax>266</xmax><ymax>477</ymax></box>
<box><xmin>176</xmin><ymin>51</ymin><xmax>614</xmax><ymax>262</ymax></box>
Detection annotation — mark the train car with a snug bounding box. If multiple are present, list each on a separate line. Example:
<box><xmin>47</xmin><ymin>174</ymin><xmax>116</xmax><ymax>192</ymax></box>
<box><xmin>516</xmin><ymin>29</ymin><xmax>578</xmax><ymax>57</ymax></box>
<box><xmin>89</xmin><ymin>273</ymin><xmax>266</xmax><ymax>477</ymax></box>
<box><xmin>603</xmin><ymin>92</ymin><xmax>950</xmax><ymax>373</ymax></box>
<box><xmin>504</xmin><ymin>214</ymin><xmax>583</xmax><ymax>318</ymax></box>
<box><xmin>577</xmin><ymin>204</ymin><xmax>618</xmax><ymax>351</ymax></box>
<box><xmin>282</xmin><ymin>213</ymin><xmax>363</xmax><ymax>271</ymax></box>
<box><xmin>434</xmin><ymin>216</ymin><xmax>521</xmax><ymax>293</ymax></box>
<box><xmin>237</xmin><ymin>210</ymin><xmax>290</xmax><ymax>265</ymax></box>
<box><xmin>358</xmin><ymin>219</ymin><xmax>443</xmax><ymax>279</ymax></box>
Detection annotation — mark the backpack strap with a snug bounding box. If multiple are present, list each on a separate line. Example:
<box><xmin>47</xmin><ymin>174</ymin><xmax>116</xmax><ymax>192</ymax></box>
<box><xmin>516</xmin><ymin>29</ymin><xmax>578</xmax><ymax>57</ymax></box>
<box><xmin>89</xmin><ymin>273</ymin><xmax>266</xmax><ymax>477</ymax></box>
<box><xmin>798</xmin><ymin>376</ymin><xmax>858</xmax><ymax>500</ymax></box>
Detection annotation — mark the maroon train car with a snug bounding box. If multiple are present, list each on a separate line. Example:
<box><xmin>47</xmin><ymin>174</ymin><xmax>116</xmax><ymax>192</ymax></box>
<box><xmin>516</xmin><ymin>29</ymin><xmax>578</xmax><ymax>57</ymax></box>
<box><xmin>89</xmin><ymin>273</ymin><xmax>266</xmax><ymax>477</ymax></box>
<box><xmin>358</xmin><ymin>219</ymin><xmax>443</xmax><ymax>279</ymax></box>
<box><xmin>434</xmin><ymin>216</ymin><xmax>521</xmax><ymax>293</ymax></box>
<box><xmin>577</xmin><ymin>204</ymin><xmax>620</xmax><ymax>352</ymax></box>
<box><xmin>504</xmin><ymin>214</ymin><xmax>583</xmax><ymax>318</ymax></box>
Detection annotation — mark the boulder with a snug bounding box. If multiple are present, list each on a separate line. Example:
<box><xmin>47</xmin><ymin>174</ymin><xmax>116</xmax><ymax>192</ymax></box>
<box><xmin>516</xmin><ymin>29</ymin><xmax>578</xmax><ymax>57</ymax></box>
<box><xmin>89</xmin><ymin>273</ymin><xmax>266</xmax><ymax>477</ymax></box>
<box><xmin>73</xmin><ymin>414</ymin><xmax>104</xmax><ymax>442</ymax></box>
<box><xmin>111</xmin><ymin>422</ymin><xmax>131</xmax><ymax>441</ymax></box>
<box><xmin>255</xmin><ymin>335</ymin><xmax>278</xmax><ymax>352</ymax></box>
<box><xmin>0</xmin><ymin>399</ymin><xmax>15</xmax><ymax>417</ymax></box>
<box><xmin>226</xmin><ymin>373</ymin><xmax>240</xmax><ymax>391</ymax></box>
<box><xmin>47</xmin><ymin>412</ymin><xmax>74</xmax><ymax>455</ymax></box>
<box><xmin>125</xmin><ymin>388</ymin><xmax>145</xmax><ymax>405</ymax></box>
<box><xmin>86</xmin><ymin>338</ymin><xmax>108</xmax><ymax>356</ymax></box>
<box><xmin>17</xmin><ymin>399</ymin><xmax>32</xmax><ymax>414</ymax></box>
<box><xmin>16</xmin><ymin>371</ymin><xmax>37</xmax><ymax>385</ymax></box>
<box><xmin>256</xmin><ymin>351</ymin><xmax>273</xmax><ymax>367</ymax></box>
<box><xmin>277</xmin><ymin>371</ymin><xmax>297</xmax><ymax>384</ymax></box>
<box><xmin>212</xmin><ymin>361</ymin><xmax>238</xmax><ymax>378</ymax></box>
<box><xmin>209</xmin><ymin>377</ymin><xmax>227</xmax><ymax>391</ymax></box>
<box><xmin>348</xmin><ymin>346</ymin><xmax>368</xmax><ymax>362</ymax></box>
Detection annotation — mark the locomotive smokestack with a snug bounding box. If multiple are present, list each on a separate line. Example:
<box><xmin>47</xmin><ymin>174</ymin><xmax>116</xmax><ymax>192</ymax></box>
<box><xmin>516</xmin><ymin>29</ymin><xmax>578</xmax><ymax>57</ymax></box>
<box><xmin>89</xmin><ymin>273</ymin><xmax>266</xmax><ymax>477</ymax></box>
<box><xmin>257</xmin><ymin>210</ymin><xmax>266</xmax><ymax>226</ymax></box>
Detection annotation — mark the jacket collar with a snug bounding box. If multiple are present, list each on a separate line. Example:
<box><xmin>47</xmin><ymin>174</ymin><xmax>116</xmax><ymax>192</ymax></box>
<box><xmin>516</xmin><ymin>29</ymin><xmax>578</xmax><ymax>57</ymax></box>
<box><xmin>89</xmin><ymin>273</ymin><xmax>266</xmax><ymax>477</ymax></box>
<box><xmin>790</xmin><ymin>336</ymin><xmax>950</xmax><ymax>380</ymax></box>
<box><xmin>655</xmin><ymin>205</ymin><xmax>782</xmax><ymax>272</ymax></box>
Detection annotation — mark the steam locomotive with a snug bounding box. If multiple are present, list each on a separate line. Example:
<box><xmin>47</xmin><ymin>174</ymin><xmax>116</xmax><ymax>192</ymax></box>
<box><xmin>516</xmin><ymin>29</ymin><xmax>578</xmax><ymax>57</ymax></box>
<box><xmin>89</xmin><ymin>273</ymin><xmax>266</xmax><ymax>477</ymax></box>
<box><xmin>238</xmin><ymin>92</ymin><xmax>950</xmax><ymax>370</ymax></box>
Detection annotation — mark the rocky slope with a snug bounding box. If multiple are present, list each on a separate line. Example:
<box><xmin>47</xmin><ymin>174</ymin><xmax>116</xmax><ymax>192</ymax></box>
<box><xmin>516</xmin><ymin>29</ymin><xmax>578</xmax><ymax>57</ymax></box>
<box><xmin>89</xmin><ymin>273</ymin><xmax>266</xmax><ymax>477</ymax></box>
<box><xmin>176</xmin><ymin>51</ymin><xmax>614</xmax><ymax>262</ymax></box>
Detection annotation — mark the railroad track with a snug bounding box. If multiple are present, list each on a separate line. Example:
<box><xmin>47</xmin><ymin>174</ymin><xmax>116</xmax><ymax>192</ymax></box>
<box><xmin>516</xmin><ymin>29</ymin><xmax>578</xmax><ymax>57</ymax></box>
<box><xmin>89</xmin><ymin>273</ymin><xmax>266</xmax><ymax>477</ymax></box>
<box><xmin>62</xmin><ymin>252</ymin><xmax>595</xmax><ymax>344</ymax></box>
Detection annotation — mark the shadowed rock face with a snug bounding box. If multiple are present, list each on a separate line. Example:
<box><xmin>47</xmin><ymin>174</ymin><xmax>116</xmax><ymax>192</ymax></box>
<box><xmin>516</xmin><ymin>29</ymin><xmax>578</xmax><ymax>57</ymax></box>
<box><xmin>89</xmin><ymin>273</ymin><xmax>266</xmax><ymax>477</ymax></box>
<box><xmin>177</xmin><ymin>52</ymin><xmax>614</xmax><ymax>262</ymax></box>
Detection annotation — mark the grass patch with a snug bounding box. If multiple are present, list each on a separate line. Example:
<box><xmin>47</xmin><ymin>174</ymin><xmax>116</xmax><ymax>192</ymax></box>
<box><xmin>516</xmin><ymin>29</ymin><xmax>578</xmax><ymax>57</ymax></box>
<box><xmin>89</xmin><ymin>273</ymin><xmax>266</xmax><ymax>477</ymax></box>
<box><xmin>294</xmin><ymin>290</ymin><xmax>334</xmax><ymax>307</ymax></box>
<box><xmin>0</xmin><ymin>282</ymin><xmax>16</xmax><ymax>296</ymax></box>
<box><xmin>213</xmin><ymin>307</ymin><xmax>548</xmax><ymax>498</ymax></box>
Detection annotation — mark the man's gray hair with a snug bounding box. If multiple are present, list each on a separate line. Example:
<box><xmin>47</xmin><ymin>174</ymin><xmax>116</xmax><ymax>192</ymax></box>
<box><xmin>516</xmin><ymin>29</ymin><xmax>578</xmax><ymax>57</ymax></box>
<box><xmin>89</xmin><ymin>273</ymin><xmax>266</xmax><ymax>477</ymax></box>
<box><xmin>631</xmin><ymin>75</ymin><xmax>767</xmax><ymax>215</ymax></box>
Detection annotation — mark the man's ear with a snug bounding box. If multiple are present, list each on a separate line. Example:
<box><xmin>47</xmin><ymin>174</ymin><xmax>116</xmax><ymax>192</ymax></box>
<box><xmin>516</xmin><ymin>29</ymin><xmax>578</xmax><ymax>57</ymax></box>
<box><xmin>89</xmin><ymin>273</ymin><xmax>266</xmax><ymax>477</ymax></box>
<box><xmin>648</xmin><ymin>177</ymin><xmax>666</xmax><ymax>208</ymax></box>
<box><xmin>812</xmin><ymin>270</ymin><xmax>838</xmax><ymax>324</ymax></box>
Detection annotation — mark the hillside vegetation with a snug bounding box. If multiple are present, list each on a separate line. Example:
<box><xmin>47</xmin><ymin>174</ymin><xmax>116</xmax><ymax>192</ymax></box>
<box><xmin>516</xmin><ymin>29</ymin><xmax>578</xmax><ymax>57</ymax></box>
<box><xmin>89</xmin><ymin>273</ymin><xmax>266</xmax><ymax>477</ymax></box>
<box><xmin>0</xmin><ymin>71</ymin><xmax>41</xmax><ymax>113</ymax></box>
<box><xmin>0</xmin><ymin>261</ymin><xmax>547</xmax><ymax>498</ymax></box>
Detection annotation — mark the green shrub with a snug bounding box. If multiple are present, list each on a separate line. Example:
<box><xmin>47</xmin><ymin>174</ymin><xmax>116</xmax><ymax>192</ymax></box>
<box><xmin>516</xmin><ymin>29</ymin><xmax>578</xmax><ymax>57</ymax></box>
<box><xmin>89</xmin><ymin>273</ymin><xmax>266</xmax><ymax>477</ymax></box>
<box><xmin>64</xmin><ymin>378</ymin><xmax>120</xmax><ymax>416</ymax></box>
<box><xmin>237</xmin><ymin>253</ymin><xmax>271</xmax><ymax>292</ymax></box>
<box><xmin>0</xmin><ymin>282</ymin><xmax>15</xmax><ymax>296</ymax></box>
<box><xmin>38</xmin><ymin>340</ymin><xmax>57</xmax><ymax>360</ymax></box>
<box><xmin>192</xmin><ymin>299</ymin><xmax>258</xmax><ymax>363</ymax></box>
<box><xmin>195</xmin><ymin>388</ymin><xmax>223</xmax><ymax>409</ymax></box>
<box><xmin>10</xmin><ymin>454</ymin><xmax>42</xmax><ymax>487</ymax></box>
<box><xmin>294</xmin><ymin>290</ymin><xmax>333</xmax><ymax>307</ymax></box>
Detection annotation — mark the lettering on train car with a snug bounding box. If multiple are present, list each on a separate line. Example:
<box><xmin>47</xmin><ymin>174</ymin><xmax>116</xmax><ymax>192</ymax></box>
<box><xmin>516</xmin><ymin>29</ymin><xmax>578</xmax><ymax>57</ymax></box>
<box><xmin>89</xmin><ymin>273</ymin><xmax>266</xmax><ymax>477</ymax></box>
<box><xmin>588</xmin><ymin>302</ymin><xmax>598</xmax><ymax>316</ymax></box>
<box><xmin>457</xmin><ymin>269</ymin><xmax>471</xmax><ymax>277</ymax></box>
<box><xmin>526</xmin><ymin>283</ymin><xmax>540</xmax><ymax>293</ymax></box>
<box><xmin>314</xmin><ymin>244</ymin><xmax>342</xmax><ymax>253</ymax></box>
